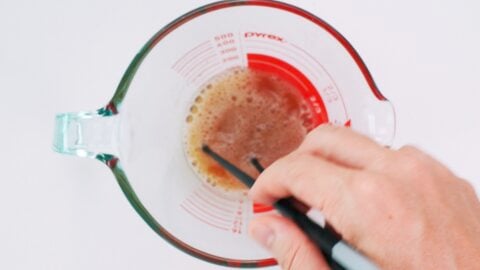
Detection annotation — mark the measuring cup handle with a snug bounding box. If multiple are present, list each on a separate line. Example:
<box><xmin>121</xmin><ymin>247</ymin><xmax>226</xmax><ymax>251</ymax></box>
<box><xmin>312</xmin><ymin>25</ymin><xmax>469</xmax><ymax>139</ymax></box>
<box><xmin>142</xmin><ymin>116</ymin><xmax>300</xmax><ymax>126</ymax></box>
<box><xmin>53</xmin><ymin>106</ymin><xmax>120</xmax><ymax>160</ymax></box>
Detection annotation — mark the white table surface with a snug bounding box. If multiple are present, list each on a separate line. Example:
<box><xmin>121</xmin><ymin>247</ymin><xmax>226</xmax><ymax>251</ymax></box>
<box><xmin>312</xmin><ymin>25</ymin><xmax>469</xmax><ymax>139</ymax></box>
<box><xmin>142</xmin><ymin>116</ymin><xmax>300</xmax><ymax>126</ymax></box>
<box><xmin>1</xmin><ymin>0</ymin><xmax>479</xmax><ymax>269</ymax></box>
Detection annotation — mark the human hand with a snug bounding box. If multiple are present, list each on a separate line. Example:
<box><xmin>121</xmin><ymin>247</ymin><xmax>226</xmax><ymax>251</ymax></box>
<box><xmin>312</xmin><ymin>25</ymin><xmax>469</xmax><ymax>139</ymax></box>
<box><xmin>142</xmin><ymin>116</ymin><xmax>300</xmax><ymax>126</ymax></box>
<box><xmin>248</xmin><ymin>125</ymin><xmax>480</xmax><ymax>269</ymax></box>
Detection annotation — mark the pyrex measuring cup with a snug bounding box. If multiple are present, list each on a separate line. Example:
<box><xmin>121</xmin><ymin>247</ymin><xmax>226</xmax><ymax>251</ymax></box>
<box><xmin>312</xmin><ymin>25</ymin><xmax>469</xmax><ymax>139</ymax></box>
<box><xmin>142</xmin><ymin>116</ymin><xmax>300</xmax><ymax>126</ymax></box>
<box><xmin>53</xmin><ymin>0</ymin><xmax>395</xmax><ymax>268</ymax></box>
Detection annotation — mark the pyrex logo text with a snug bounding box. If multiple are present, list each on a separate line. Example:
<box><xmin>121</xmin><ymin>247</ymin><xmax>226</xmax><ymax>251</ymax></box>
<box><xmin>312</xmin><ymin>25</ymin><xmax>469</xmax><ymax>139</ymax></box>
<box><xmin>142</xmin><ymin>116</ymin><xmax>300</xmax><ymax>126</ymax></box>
<box><xmin>244</xmin><ymin>32</ymin><xmax>284</xmax><ymax>42</ymax></box>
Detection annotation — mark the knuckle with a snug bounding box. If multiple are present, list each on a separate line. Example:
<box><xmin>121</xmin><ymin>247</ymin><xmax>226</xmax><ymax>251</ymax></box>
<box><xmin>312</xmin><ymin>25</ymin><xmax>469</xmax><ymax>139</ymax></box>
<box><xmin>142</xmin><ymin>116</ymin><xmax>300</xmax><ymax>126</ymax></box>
<box><xmin>349</xmin><ymin>172</ymin><xmax>382</xmax><ymax>197</ymax></box>
<box><xmin>319</xmin><ymin>124</ymin><xmax>344</xmax><ymax>138</ymax></box>
<box><xmin>313</xmin><ymin>123</ymin><xmax>335</xmax><ymax>133</ymax></box>
<box><xmin>306</xmin><ymin>124</ymin><xmax>341</xmax><ymax>143</ymax></box>
<box><xmin>397</xmin><ymin>146</ymin><xmax>429</xmax><ymax>172</ymax></box>
<box><xmin>399</xmin><ymin>145</ymin><xmax>422</xmax><ymax>155</ymax></box>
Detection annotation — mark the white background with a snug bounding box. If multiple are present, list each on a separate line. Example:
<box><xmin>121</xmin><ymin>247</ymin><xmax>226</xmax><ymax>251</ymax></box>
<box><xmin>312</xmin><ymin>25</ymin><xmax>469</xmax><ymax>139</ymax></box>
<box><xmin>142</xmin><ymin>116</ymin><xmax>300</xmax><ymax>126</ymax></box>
<box><xmin>1</xmin><ymin>0</ymin><xmax>479</xmax><ymax>269</ymax></box>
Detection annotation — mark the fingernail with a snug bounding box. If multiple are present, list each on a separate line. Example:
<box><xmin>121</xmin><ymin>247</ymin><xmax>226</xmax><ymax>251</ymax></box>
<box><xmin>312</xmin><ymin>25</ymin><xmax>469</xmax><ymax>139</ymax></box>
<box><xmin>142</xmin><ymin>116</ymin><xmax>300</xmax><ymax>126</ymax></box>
<box><xmin>249</xmin><ymin>223</ymin><xmax>275</xmax><ymax>249</ymax></box>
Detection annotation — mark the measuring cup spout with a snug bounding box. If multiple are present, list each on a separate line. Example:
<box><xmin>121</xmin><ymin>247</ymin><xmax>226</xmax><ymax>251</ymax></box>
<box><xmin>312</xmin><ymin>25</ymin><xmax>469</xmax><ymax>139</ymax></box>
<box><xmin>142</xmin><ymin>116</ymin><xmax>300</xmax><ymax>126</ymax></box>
<box><xmin>355</xmin><ymin>100</ymin><xmax>396</xmax><ymax>146</ymax></box>
<box><xmin>53</xmin><ymin>107</ymin><xmax>120</xmax><ymax>160</ymax></box>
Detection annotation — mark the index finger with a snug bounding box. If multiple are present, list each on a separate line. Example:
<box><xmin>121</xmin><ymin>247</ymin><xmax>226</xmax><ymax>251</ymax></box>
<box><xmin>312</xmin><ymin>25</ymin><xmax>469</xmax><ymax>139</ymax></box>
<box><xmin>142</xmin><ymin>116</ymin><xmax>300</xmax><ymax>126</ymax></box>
<box><xmin>249</xmin><ymin>151</ymin><xmax>353</xmax><ymax>216</ymax></box>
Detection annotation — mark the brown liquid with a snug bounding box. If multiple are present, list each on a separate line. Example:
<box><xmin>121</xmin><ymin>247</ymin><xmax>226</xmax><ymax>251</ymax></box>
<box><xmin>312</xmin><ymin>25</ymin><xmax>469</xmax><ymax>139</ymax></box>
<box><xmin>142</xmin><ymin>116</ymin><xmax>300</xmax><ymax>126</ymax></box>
<box><xmin>185</xmin><ymin>67</ymin><xmax>316</xmax><ymax>191</ymax></box>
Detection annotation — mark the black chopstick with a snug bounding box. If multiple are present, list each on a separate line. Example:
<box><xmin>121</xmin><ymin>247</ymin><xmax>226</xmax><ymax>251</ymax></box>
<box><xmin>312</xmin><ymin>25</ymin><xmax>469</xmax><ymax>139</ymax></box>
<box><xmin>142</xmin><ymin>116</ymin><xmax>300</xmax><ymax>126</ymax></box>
<box><xmin>202</xmin><ymin>145</ymin><xmax>378</xmax><ymax>270</ymax></box>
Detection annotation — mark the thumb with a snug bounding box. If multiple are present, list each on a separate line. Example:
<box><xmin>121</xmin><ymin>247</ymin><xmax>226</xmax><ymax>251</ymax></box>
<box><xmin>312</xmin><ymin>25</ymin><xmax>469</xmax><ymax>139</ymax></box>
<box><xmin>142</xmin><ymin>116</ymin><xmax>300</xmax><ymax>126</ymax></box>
<box><xmin>249</xmin><ymin>215</ymin><xmax>329</xmax><ymax>270</ymax></box>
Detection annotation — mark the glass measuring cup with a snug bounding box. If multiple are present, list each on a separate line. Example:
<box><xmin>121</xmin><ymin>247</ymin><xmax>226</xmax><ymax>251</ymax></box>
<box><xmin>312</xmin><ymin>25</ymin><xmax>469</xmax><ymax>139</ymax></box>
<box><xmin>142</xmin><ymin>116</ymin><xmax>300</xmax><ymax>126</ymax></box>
<box><xmin>53</xmin><ymin>0</ymin><xmax>395</xmax><ymax>268</ymax></box>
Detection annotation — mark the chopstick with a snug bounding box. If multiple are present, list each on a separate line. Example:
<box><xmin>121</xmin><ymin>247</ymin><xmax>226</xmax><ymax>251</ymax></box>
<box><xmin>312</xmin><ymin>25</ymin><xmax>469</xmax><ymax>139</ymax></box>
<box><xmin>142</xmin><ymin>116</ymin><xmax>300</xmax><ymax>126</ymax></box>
<box><xmin>202</xmin><ymin>145</ymin><xmax>379</xmax><ymax>270</ymax></box>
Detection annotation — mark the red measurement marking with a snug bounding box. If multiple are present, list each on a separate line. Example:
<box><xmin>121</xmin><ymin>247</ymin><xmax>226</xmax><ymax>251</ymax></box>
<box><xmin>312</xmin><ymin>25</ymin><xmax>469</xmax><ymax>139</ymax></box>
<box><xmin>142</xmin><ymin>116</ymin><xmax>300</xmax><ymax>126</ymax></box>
<box><xmin>193</xmin><ymin>191</ymin><xmax>234</xmax><ymax>214</ymax></box>
<box><xmin>191</xmin><ymin>64</ymin><xmax>222</xmax><ymax>86</ymax></box>
<box><xmin>220</xmin><ymin>47</ymin><xmax>237</xmax><ymax>54</ymax></box>
<box><xmin>244</xmin><ymin>39</ymin><xmax>321</xmax><ymax>85</ymax></box>
<box><xmin>180</xmin><ymin>204</ymin><xmax>229</xmax><ymax>231</ymax></box>
<box><xmin>192</xmin><ymin>66</ymin><xmax>223</xmax><ymax>86</ymax></box>
<box><xmin>178</xmin><ymin>46</ymin><xmax>215</xmax><ymax>74</ymax></box>
<box><xmin>289</xmin><ymin>42</ymin><xmax>349</xmax><ymax>117</ymax></box>
<box><xmin>183</xmin><ymin>53</ymin><xmax>218</xmax><ymax>78</ymax></box>
<box><xmin>217</xmin><ymin>40</ymin><xmax>235</xmax><ymax>47</ymax></box>
<box><xmin>215</xmin><ymin>32</ymin><xmax>236</xmax><ymax>49</ymax></box>
<box><xmin>200</xmin><ymin>183</ymin><xmax>241</xmax><ymax>203</ymax></box>
<box><xmin>172</xmin><ymin>40</ymin><xmax>211</xmax><ymax>71</ymax></box>
<box><xmin>185</xmin><ymin>198</ymin><xmax>233</xmax><ymax>224</ymax></box>
<box><xmin>222</xmin><ymin>55</ymin><xmax>239</xmax><ymax>63</ymax></box>
<box><xmin>244</xmin><ymin>43</ymin><xmax>317</xmax><ymax>85</ymax></box>
<box><xmin>247</xmin><ymin>53</ymin><xmax>329</xmax><ymax>125</ymax></box>
<box><xmin>215</xmin><ymin>32</ymin><xmax>234</xmax><ymax>41</ymax></box>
